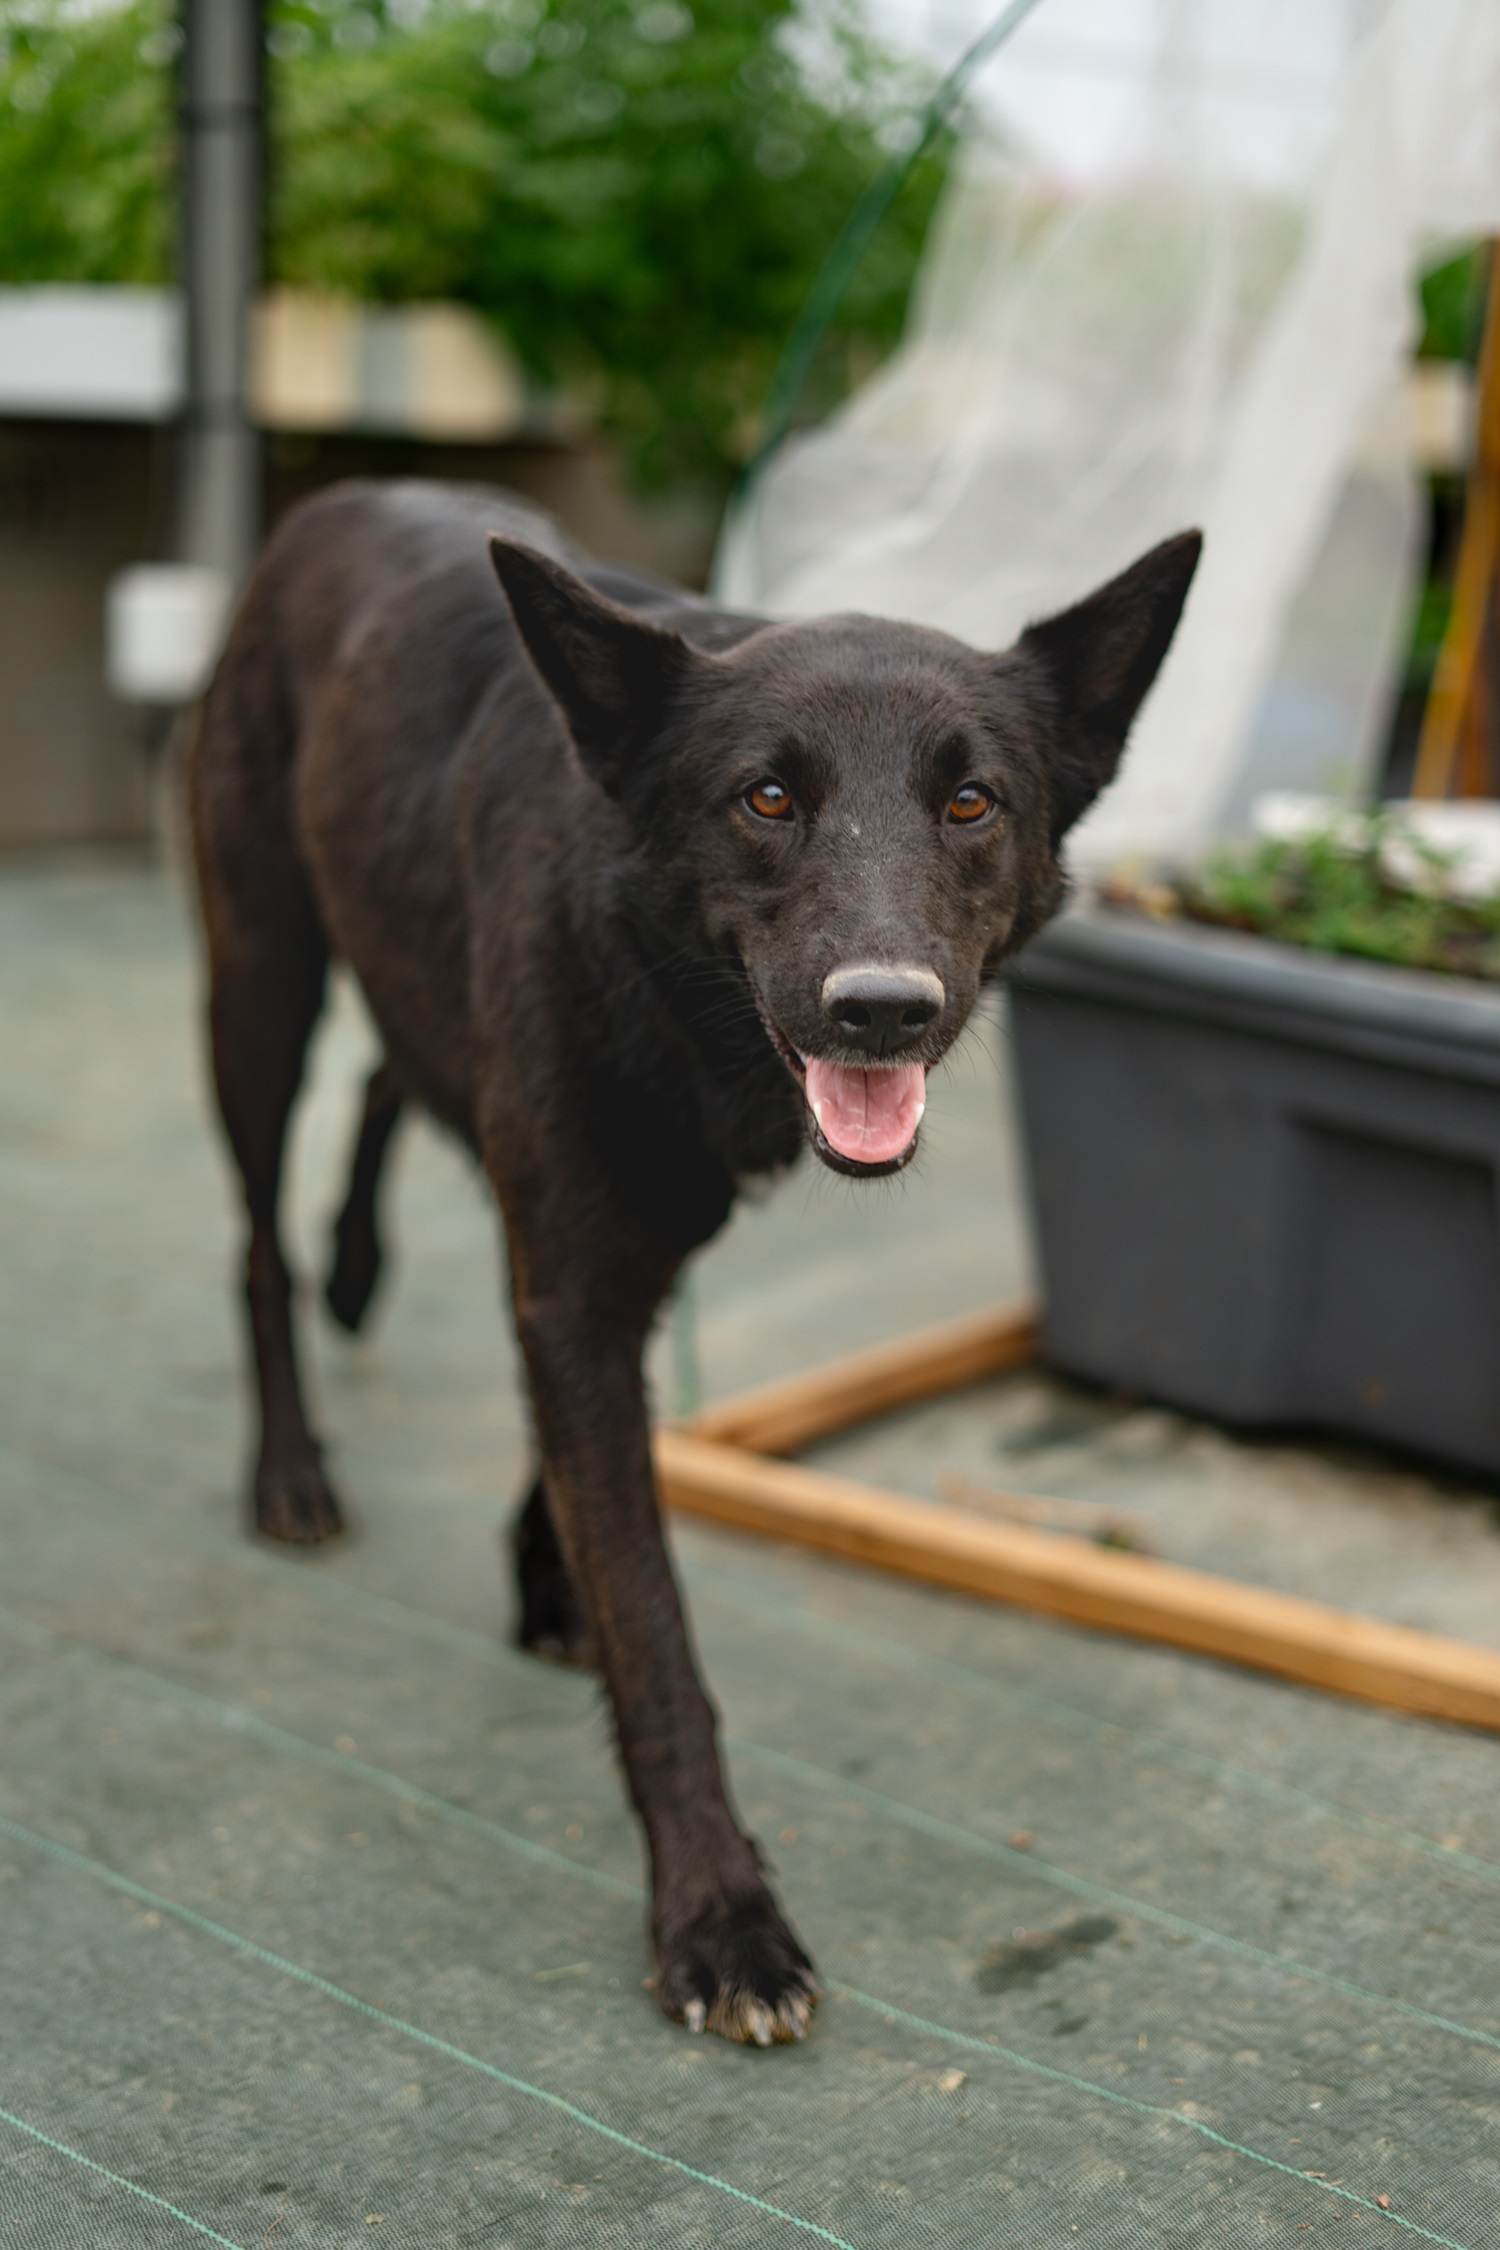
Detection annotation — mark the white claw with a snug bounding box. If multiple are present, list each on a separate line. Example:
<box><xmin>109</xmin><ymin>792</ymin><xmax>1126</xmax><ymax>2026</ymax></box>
<box><xmin>748</xmin><ymin>2004</ymin><xmax>774</xmax><ymax>2048</ymax></box>
<box><xmin>684</xmin><ymin>1998</ymin><xmax>706</xmax><ymax>2034</ymax></box>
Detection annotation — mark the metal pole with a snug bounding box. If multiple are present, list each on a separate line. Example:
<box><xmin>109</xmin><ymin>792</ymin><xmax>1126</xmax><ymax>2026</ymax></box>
<box><xmin>177</xmin><ymin>0</ymin><xmax>264</xmax><ymax>588</ymax></box>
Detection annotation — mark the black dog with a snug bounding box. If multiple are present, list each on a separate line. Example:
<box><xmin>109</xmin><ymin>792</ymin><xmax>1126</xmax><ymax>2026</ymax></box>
<box><xmin>188</xmin><ymin>480</ymin><xmax>1198</xmax><ymax>2045</ymax></box>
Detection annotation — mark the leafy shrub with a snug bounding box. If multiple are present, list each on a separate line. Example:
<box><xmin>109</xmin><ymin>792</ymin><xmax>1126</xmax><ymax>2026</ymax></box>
<box><xmin>0</xmin><ymin>0</ymin><xmax>947</xmax><ymax>491</ymax></box>
<box><xmin>0</xmin><ymin>1</ymin><xmax>176</xmax><ymax>285</ymax></box>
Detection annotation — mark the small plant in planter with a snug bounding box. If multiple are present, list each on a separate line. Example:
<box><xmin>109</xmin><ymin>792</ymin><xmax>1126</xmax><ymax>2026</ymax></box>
<box><xmin>1008</xmin><ymin>805</ymin><xmax>1500</xmax><ymax>1479</ymax></box>
<box><xmin>1104</xmin><ymin>809</ymin><xmax>1500</xmax><ymax>982</ymax></box>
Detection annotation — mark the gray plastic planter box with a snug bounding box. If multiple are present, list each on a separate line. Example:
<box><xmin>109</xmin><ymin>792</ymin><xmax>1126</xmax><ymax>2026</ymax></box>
<box><xmin>1008</xmin><ymin>911</ymin><xmax>1500</xmax><ymax>1478</ymax></box>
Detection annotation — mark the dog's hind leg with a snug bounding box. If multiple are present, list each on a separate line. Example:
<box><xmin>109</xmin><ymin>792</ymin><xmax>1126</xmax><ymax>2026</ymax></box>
<box><xmin>205</xmin><ymin>901</ymin><xmax>343</xmax><ymax>1543</ymax></box>
<box><xmin>191</xmin><ymin>615</ymin><xmax>345</xmax><ymax>1545</ymax></box>
<box><xmin>510</xmin><ymin>1472</ymin><xmax>591</xmax><ymax>1666</ymax></box>
<box><xmin>325</xmin><ymin>1060</ymin><xmax>404</xmax><ymax>1334</ymax></box>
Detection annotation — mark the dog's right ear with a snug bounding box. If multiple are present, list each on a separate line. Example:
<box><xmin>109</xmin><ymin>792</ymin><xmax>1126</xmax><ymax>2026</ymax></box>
<box><xmin>489</xmin><ymin>538</ymin><xmax>694</xmax><ymax>788</ymax></box>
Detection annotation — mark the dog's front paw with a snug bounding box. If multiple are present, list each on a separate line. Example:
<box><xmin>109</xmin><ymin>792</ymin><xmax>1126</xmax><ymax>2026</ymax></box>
<box><xmin>254</xmin><ymin>1450</ymin><xmax>346</xmax><ymax>1544</ymax></box>
<box><xmin>656</xmin><ymin>1887</ymin><xmax>820</xmax><ymax>2045</ymax></box>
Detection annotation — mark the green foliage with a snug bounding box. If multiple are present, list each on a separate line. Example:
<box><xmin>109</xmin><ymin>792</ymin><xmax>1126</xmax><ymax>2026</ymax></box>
<box><xmin>269</xmin><ymin>0</ymin><xmax>947</xmax><ymax>488</ymax></box>
<box><xmin>1159</xmin><ymin>821</ymin><xmax>1500</xmax><ymax>982</ymax></box>
<box><xmin>1404</xmin><ymin>573</ymin><xmax>1454</xmax><ymax>689</ymax></box>
<box><xmin>1417</xmin><ymin>242</ymin><xmax>1486</xmax><ymax>364</ymax></box>
<box><xmin>0</xmin><ymin>0</ymin><xmax>947</xmax><ymax>490</ymax></box>
<box><xmin>0</xmin><ymin>1</ymin><xmax>177</xmax><ymax>285</ymax></box>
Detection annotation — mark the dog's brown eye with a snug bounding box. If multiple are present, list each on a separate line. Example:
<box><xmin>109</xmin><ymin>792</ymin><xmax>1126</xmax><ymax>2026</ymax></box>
<box><xmin>747</xmin><ymin>779</ymin><xmax>793</xmax><ymax>821</ymax></box>
<box><xmin>947</xmin><ymin>783</ymin><xmax>995</xmax><ymax>824</ymax></box>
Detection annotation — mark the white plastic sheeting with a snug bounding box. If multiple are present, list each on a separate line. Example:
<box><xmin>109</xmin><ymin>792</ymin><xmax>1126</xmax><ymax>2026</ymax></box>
<box><xmin>715</xmin><ymin>0</ymin><xmax>1500</xmax><ymax>865</ymax></box>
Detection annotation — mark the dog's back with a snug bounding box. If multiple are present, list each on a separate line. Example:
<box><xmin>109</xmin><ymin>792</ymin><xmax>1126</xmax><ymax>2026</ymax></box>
<box><xmin>190</xmin><ymin>478</ymin><xmax>745</xmax><ymax>1133</ymax></box>
<box><xmin>192</xmin><ymin>483</ymin><xmax>581</xmax><ymax>1137</ymax></box>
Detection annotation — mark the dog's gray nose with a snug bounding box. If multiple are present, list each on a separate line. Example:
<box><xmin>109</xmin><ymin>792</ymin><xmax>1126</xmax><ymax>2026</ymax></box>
<box><xmin>820</xmin><ymin>963</ymin><xmax>944</xmax><ymax>1052</ymax></box>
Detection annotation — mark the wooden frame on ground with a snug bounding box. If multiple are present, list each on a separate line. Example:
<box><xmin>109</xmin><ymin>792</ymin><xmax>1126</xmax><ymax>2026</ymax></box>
<box><xmin>655</xmin><ymin>1301</ymin><xmax>1500</xmax><ymax>1734</ymax></box>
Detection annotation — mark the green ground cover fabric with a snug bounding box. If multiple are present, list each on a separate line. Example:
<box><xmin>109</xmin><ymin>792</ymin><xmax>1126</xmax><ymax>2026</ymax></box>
<box><xmin>3</xmin><ymin>863</ymin><xmax>1499</xmax><ymax>2247</ymax></box>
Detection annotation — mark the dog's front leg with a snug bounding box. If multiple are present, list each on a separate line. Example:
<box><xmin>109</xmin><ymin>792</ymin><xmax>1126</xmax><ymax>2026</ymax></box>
<box><xmin>507</xmin><ymin>1222</ymin><xmax>818</xmax><ymax>2045</ymax></box>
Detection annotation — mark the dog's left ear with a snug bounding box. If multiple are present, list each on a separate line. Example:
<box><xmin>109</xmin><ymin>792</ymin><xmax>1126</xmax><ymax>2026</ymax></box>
<box><xmin>489</xmin><ymin>537</ymin><xmax>695</xmax><ymax>787</ymax></box>
<box><xmin>1017</xmin><ymin>530</ymin><xmax>1202</xmax><ymax>842</ymax></box>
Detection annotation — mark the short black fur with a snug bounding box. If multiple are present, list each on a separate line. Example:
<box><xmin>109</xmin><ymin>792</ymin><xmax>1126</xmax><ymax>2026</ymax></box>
<box><xmin>188</xmin><ymin>480</ymin><xmax>1199</xmax><ymax>2045</ymax></box>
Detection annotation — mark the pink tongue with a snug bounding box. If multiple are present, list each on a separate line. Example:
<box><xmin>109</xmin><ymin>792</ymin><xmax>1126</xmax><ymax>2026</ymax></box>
<box><xmin>804</xmin><ymin>1058</ymin><xmax>926</xmax><ymax>1165</ymax></box>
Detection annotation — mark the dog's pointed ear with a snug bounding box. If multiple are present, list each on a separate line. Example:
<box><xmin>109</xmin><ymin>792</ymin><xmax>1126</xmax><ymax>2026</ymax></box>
<box><xmin>1017</xmin><ymin>530</ymin><xmax>1202</xmax><ymax>842</ymax></box>
<box><xmin>489</xmin><ymin>537</ymin><xmax>694</xmax><ymax>785</ymax></box>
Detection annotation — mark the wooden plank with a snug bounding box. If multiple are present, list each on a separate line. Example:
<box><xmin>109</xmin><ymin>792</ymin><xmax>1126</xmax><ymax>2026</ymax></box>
<box><xmin>655</xmin><ymin>1428</ymin><xmax>1500</xmax><ymax>1733</ymax></box>
<box><xmin>683</xmin><ymin>1297</ymin><xmax>1039</xmax><ymax>1457</ymax></box>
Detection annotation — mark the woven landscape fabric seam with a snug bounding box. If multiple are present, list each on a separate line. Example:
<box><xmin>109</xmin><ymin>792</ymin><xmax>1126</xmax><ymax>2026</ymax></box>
<box><xmin>0</xmin><ymin>1617</ymin><xmax>1484</xmax><ymax>2243</ymax></box>
<box><xmin>680</xmin><ymin>1559</ymin><xmax>1500</xmax><ymax>1888</ymax></box>
<box><xmin>829</xmin><ymin>1991</ymin><xmax>1476</xmax><ymax>2250</ymax></box>
<box><xmin>9</xmin><ymin>1306</ymin><xmax>1500</xmax><ymax>1888</ymax></box>
<box><xmin>0</xmin><ymin>2100</ymin><xmax>248</xmax><ymax>2249</ymax></box>
<box><xmin>0</xmin><ymin>1812</ymin><xmax>856</xmax><ymax>2250</ymax></box>
<box><xmin>8</xmin><ymin>1400</ymin><xmax>1500</xmax><ymax>1897</ymax></box>
<box><xmin>10</xmin><ymin>1306</ymin><xmax>1500</xmax><ymax>1886</ymax></box>
<box><xmin>3</xmin><ymin>1443</ymin><xmax>1497</xmax><ymax>2059</ymax></box>
<box><xmin>728</xmin><ymin>1739</ymin><xmax>1500</xmax><ymax>2057</ymax></box>
<box><xmin>0</xmin><ymin>1603</ymin><xmax>636</xmax><ymax>1898</ymax></box>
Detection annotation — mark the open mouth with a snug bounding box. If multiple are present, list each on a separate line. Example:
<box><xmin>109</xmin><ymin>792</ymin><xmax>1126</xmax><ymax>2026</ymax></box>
<box><xmin>758</xmin><ymin>1009</ymin><xmax>926</xmax><ymax>1177</ymax></box>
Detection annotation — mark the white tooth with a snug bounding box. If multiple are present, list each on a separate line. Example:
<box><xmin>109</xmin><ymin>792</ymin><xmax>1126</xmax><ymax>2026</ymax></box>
<box><xmin>813</xmin><ymin>1101</ymin><xmax>825</xmax><ymax>1129</ymax></box>
<box><xmin>914</xmin><ymin>1102</ymin><xmax>925</xmax><ymax>1124</ymax></box>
